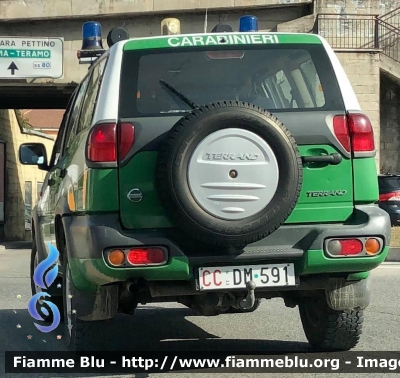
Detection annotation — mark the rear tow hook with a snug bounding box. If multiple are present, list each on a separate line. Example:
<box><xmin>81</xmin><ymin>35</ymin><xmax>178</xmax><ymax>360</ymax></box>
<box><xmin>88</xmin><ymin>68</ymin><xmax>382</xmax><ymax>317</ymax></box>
<box><xmin>238</xmin><ymin>280</ymin><xmax>256</xmax><ymax>310</ymax></box>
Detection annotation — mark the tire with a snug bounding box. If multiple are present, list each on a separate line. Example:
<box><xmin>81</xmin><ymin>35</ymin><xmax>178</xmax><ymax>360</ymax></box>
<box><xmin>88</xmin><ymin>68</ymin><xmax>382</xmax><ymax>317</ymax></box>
<box><xmin>156</xmin><ymin>101</ymin><xmax>302</xmax><ymax>247</ymax></box>
<box><xmin>61</xmin><ymin>247</ymin><xmax>111</xmax><ymax>351</ymax></box>
<box><xmin>30</xmin><ymin>237</ymin><xmax>64</xmax><ymax>322</ymax></box>
<box><xmin>299</xmin><ymin>294</ymin><xmax>363</xmax><ymax>351</ymax></box>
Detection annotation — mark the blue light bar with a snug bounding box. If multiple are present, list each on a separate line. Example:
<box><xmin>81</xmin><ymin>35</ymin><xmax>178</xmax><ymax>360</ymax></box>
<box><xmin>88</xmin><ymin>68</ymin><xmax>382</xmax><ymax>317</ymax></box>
<box><xmin>81</xmin><ymin>21</ymin><xmax>104</xmax><ymax>50</ymax></box>
<box><xmin>239</xmin><ymin>15</ymin><xmax>259</xmax><ymax>32</ymax></box>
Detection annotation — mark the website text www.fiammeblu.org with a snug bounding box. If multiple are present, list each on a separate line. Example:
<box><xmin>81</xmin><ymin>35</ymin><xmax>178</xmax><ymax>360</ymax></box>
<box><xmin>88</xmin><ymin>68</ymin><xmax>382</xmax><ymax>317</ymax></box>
<box><xmin>6</xmin><ymin>352</ymin><xmax>400</xmax><ymax>373</ymax></box>
<box><xmin>120</xmin><ymin>355</ymin><xmax>400</xmax><ymax>371</ymax></box>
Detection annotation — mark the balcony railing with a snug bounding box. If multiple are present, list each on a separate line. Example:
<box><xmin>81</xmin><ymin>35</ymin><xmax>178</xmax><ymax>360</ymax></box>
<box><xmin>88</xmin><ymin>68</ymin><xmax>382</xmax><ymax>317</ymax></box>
<box><xmin>314</xmin><ymin>14</ymin><xmax>379</xmax><ymax>50</ymax></box>
<box><xmin>314</xmin><ymin>12</ymin><xmax>400</xmax><ymax>62</ymax></box>
<box><xmin>379</xmin><ymin>7</ymin><xmax>400</xmax><ymax>29</ymax></box>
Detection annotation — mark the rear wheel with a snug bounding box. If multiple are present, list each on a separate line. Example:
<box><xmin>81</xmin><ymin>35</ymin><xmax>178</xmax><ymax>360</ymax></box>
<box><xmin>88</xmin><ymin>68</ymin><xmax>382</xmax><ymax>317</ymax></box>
<box><xmin>299</xmin><ymin>294</ymin><xmax>363</xmax><ymax>351</ymax></box>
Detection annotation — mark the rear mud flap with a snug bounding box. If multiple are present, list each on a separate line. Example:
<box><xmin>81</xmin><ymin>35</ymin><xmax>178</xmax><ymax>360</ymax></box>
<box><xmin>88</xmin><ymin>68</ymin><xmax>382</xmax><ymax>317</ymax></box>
<box><xmin>72</xmin><ymin>284</ymin><xmax>119</xmax><ymax>321</ymax></box>
<box><xmin>325</xmin><ymin>275</ymin><xmax>371</xmax><ymax>311</ymax></box>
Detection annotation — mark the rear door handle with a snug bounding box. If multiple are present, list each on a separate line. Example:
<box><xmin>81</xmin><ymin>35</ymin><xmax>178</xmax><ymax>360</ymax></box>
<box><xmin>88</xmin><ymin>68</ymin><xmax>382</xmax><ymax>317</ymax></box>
<box><xmin>302</xmin><ymin>153</ymin><xmax>342</xmax><ymax>165</ymax></box>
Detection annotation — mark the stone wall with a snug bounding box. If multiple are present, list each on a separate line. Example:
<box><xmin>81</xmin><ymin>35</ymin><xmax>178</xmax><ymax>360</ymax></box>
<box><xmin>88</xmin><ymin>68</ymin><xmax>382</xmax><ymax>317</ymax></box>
<box><xmin>391</xmin><ymin>227</ymin><xmax>400</xmax><ymax>246</ymax></box>
<box><xmin>0</xmin><ymin>110</ymin><xmax>54</xmax><ymax>241</ymax></box>
<box><xmin>276</xmin><ymin>14</ymin><xmax>315</xmax><ymax>32</ymax></box>
<box><xmin>380</xmin><ymin>73</ymin><xmax>400</xmax><ymax>174</ymax></box>
<box><xmin>316</xmin><ymin>0</ymin><xmax>400</xmax><ymax>15</ymax></box>
<box><xmin>0</xmin><ymin>0</ymin><xmax>312</xmax><ymax>21</ymax></box>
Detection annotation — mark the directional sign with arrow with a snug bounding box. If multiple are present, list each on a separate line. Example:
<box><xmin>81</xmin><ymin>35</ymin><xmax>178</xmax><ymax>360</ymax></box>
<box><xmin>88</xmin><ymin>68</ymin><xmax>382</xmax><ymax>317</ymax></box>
<box><xmin>0</xmin><ymin>36</ymin><xmax>63</xmax><ymax>79</ymax></box>
<box><xmin>7</xmin><ymin>61</ymin><xmax>18</xmax><ymax>75</ymax></box>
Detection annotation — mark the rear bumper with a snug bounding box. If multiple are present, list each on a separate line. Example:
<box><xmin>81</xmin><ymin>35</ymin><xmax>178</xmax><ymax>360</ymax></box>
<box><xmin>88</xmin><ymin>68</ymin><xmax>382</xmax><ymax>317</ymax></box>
<box><xmin>63</xmin><ymin>204</ymin><xmax>391</xmax><ymax>291</ymax></box>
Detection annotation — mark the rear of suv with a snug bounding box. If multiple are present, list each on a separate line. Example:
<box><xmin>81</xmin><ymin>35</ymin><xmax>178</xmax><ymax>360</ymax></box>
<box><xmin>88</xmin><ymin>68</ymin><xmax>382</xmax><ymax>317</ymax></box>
<box><xmin>20</xmin><ymin>18</ymin><xmax>391</xmax><ymax>352</ymax></box>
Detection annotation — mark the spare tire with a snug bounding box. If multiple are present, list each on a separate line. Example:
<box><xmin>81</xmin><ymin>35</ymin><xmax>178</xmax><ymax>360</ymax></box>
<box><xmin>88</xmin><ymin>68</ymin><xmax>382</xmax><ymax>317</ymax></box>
<box><xmin>155</xmin><ymin>101</ymin><xmax>302</xmax><ymax>247</ymax></box>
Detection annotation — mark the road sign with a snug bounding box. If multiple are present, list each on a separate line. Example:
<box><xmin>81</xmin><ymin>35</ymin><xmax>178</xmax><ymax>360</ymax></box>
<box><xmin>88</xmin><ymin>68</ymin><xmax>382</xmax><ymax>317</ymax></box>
<box><xmin>0</xmin><ymin>37</ymin><xmax>63</xmax><ymax>79</ymax></box>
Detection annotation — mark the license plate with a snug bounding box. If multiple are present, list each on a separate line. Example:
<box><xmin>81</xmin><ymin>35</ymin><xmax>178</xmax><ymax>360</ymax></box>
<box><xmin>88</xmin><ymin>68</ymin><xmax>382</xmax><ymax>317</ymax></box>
<box><xmin>198</xmin><ymin>263</ymin><xmax>296</xmax><ymax>290</ymax></box>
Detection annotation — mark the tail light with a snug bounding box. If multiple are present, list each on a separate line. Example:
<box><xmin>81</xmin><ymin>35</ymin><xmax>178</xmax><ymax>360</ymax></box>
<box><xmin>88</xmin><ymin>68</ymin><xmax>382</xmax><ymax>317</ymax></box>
<box><xmin>379</xmin><ymin>191</ymin><xmax>400</xmax><ymax>202</ymax></box>
<box><xmin>337</xmin><ymin>239</ymin><xmax>364</xmax><ymax>255</ymax></box>
<box><xmin>348</xmin><ymin>114</ymin><xmax>375</xmax><ymax>152</ymax></box>
<box><xmin>104</xmin><ymin>247</ymin><xmax>167</xmax><ymax>267</ymax></box>
<box><xmin>86</xmin><ymin>122</ymin><xmax>134</xmax><ymax>164</ymax></box>
<box><xmin>127</xmin><ymin>248</ymin><xmax>166</xmax><ymax>265</ymax></box>
<box><xmin>325</xmin><ymin>237</ymin><xmax>383</xmax><ymax>257</ymax></box>
<box><xmin>326</xmin><ymin>238</ymin><xmax>363</xmax><ymax>256</ymax></box>
<box><xmin>332</xmin><ymin>114</ymin><xmax>375</xmax><ymax>153</ymax></box>
<box><xmin>108</xmin><ymin>249</ymin><xmax>125</xmax><ymax>266</ymax></box>
<box><xmin>332</xmin><ymin>115</ymin><xmax>350</xmax><ymax>152</ymax></box>
<box><xmin>119</xmin><ymin>122</ymin><xmax>135</xmax><ymax>160</ymax></box>
<box><xmin>87</xmin><ymin>123</ymin><xmax>117</xmax><ymax>162</ymax></box>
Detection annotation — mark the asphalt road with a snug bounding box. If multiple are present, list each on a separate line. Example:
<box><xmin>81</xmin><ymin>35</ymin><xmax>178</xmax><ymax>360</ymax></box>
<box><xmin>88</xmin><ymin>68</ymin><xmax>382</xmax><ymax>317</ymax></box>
<box><xmin>0</xmin><ymin>247</ymin><xmax>399</xmax><ymax>377</ymax></box>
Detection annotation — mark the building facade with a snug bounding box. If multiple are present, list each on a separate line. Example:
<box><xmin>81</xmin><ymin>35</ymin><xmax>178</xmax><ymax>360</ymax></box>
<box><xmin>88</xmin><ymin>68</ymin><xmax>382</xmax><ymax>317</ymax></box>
<box><xmin>0</xmin><ymin>110</ymin><xmax>54</xmax><ymax>241</ymax></box>
<box><xmin>21</xmin><ymin>109</ymin><xmax>63</xmax><ymax>138</ymax></box>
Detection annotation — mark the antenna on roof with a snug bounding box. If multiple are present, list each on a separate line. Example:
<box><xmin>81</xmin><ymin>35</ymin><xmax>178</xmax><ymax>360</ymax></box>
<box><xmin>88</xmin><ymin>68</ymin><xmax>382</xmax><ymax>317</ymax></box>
<box><xmin>204</xmin><ymin>8</ymin><xmax>208</xmax><ymax>33</ymax></box>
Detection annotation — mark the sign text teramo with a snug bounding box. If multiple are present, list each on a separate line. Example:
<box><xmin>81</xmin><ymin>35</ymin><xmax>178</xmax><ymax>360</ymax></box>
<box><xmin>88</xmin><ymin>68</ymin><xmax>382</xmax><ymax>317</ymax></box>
<box><xmin>0</xmin><ymin>37</ymin><xmax>63</xmax><ymax>79</ymax></box>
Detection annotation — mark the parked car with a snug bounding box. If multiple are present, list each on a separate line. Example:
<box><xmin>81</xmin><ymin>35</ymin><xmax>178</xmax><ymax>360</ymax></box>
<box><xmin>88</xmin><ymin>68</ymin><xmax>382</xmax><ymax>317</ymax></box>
<box><xmin>378</xmin><ymin>174</ymin><xmax>400</xmax><ymax>225</ymax></box>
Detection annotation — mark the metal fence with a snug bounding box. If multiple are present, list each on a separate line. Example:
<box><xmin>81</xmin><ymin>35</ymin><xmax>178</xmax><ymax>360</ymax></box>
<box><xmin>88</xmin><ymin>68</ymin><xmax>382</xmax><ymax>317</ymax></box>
<box><xmin>380</xmin><ymin>7</ymin><xmax>400</xmax><ymax>30</ymax></box>
<box><xmin>314</xmin><ymin>14</ymin><xmax>379</xmax><ymax>50</ymax></box>
<box><xmin>378</xmin><ymin>19</ymin><xmax>400</xmax><ymax>62</ymax></box>
<box><xmin>314</xmin><ymin>12</ymin><xmax>400</xmax><ymax>62</ymax></box>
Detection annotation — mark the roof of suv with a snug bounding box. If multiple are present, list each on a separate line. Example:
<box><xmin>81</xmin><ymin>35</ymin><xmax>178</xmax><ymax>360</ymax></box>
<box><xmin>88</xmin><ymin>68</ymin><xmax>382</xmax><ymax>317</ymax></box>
<box><xmin>92</xmin><ymin>30</ymin><xmax>361</xmax><ymax>124</ymax></box>
<box><xmin>119</xmin><ymin>32</ymin><xmax>325</xmax><ymax>50</ymax></box>
<box><xmin>100</xmin><ymin>32</ymin><xmax>330</xmax><ymax>58</ymax></box>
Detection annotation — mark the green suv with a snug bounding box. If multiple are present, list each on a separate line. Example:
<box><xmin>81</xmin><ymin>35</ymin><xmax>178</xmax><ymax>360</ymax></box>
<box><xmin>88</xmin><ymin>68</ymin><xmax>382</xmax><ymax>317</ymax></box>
<box><xmin>20</xmin><ymin>17</ymin><xmax>391</xmax><ymax>352</ymax></box>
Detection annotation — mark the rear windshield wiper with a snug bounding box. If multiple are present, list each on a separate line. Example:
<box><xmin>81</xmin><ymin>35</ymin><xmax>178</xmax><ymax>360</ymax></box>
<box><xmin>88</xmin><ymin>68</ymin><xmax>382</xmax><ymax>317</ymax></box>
<box><xmin>159</xmin><ymin>79</ymin><xmax>199</xmax><ymax>110</ymax></box>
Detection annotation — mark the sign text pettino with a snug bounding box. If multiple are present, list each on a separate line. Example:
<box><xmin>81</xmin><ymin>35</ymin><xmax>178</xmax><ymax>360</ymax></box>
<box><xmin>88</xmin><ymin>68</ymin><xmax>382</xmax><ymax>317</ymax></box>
<box><xmin>0</xmin><ymin>39</ymin><xmax>57</xmax><ymax>47</ymax></box>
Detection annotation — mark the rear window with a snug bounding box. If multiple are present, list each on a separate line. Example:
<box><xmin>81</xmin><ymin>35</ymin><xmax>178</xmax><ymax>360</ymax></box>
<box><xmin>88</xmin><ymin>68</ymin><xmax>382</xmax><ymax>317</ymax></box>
<box><xmin>378</xmin><ymin>176</ymin><xmax>400</xmax><ymax>191</ymax></box>
<box><xmin>119</xmin><ymin>44</ymin><xmax>344</xmax><ymax>118</ymax></box>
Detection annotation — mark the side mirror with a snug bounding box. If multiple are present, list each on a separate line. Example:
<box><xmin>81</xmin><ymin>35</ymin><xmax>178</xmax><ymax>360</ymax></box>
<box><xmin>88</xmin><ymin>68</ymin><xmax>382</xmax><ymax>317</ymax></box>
<box><xmin>19</xmin><ymin>143</ymin><xmax>48</xmax><ymax>169</ymax></box>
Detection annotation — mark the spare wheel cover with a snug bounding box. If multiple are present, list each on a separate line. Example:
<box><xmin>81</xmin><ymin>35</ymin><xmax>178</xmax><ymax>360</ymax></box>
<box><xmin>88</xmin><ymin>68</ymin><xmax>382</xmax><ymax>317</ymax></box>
<box><xmin>187</xmin><ymin>128</ymin><xmax>279</xmax><ymax>220</ymax></box>
<box><xmin>155</xmin><ymin>101</ymin><xmax>302</xmax><ymax>248</ymax></box>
